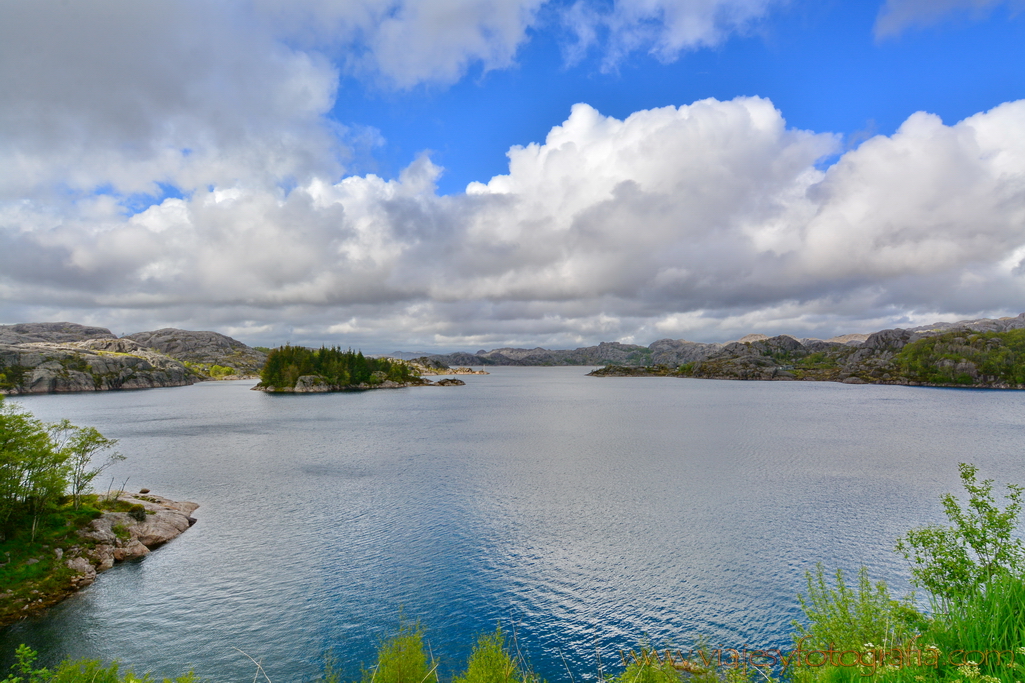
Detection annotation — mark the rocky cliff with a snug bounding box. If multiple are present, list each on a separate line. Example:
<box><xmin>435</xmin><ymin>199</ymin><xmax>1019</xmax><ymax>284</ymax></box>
<box><xmin>0</xmin><ymin>337</ymin><xmax>194</xmax><ymax>394</ymax></box>
<box><xmin>124</xmin><ymin>328</ymin><xmax>267</xmax><ymax>378</ymax></box>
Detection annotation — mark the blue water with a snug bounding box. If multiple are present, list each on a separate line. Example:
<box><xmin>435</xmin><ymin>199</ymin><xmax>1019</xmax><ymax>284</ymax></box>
<box><xmin>2</xmin><ymin>368</ymin><xmax>1024</xmax><ymax>681</ymax></box>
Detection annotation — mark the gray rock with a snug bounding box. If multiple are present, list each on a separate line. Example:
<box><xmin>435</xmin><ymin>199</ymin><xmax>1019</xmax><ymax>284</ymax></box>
<box><xmin>65</xmin><ymin>493</ymin><xmax>198</xmax><ymax>587</ymax></box>
<box><xmin>0</xmin><ymin>322</ymin><xmax>116</xmax><ymax>345</ymax></box>
<box><xmin>124</xmin><ymin>328</ymin><xmax>266</xmax><ymax>377</ymax></box>
<box><xmin>65</xmin><ymin>557</ymin><xmax>96</xmax><ymax>586</ymax></box>
<box><xmin>293</xmin><ymin>375</ymin><xmax>330</xmax><ymax>392</ymax></box>
<box><xmin>0</xmin><ymin>340</ymin><xmax>194</xmax><ymax>395</ymax></box>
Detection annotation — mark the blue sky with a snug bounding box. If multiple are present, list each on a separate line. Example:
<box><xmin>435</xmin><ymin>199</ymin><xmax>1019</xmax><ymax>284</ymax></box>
<box><xmin>336</xmin><ymin>1</ymin><xmax>1025</xmax><ymax>195</ymax></box>
<box><xmin>1</xmin><ymin>0</ymin><xmax>1025</xmax><ymax>350</ymax></box>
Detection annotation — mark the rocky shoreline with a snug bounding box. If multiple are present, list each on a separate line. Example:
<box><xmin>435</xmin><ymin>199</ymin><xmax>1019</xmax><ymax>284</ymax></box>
<box><xmin>1</xmin><ymin>493</ymin><xmax>198</xmax><ymax>626</ymax></box>
<box><xmin>253</xmin><ymin>375</ymin><xmax>466</xmax><ymax>392</ymax></box>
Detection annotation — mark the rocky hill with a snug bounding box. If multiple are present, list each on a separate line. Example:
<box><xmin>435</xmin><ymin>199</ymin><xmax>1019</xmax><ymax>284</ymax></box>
<box><xmin>590</xmin><ymin>315</ymin><xmax>1025</xmax><ymax>389</ymax></box>
<box><xmin>0</xmin><ymin>337</ymin><xmax>194</xmax><ymax>394</ymax></box>
<box><xmin>0</xmin><ymin>322</ymin><xmax>268</xmax><ymax>393</ymax></box>
<box><xmin>0</xmin><ymin>322</ymin><xmax>116</xmax><ymax>345</ymax></box>
<box><xmin>420</xmin><ymin>313</ymin><xmax>1025</xmax><ymax>371</ymax></box>
<box><xmin>123</xmin><ymin>328</ymin><xmax>266</xmax><ymax>378</ymax></box>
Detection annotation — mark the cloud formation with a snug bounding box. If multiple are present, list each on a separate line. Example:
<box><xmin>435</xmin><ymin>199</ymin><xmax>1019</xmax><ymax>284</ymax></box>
<box><xmin>4</xmin><ymin>84</ymin><xmax>1025</xmax><ymax>348</ymax></box>
<box><xmin>3</xmin><ymin>1</ymin><xmax>1025</xmax><ymax>349</ymax></box>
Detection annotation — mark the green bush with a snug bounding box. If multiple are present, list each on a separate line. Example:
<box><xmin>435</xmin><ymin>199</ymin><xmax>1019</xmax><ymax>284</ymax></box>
<box><xmin>895</xmin><ymin>463</ymin><xmax>1025</xmax><ymax>608</ymax></box>
<box><xmin>453</xmin><ymin>628</ymin><xmax>540</xmax><ymax>683</ymax></box>
<box><xmin>360</xmin><ymin>623</ymin><xmax>438</xmax><ymax>683</ymax></box>
<box><xmin>128</xmin><ymin>505</ymin><xmax>147</xmax><ymax>523</ymax></box>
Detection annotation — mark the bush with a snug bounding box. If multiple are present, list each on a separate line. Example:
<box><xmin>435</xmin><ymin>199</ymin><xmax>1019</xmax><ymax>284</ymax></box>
<box><xmin>360</xmin><ymin>623</ymin><xmax>438</xmax><ymax>683</ymax></box>
<box><xmin>895</xmin><ymin>463</ymin><xmax>1025</xmax><ymax>608</ymax></box>
<box><xmin>128</xmin><ymin>505</ymin><xmax>147</xmax><ymax>523</ymax></box>
<box><xmin>453</xmin><ymin>628</ymin><xmax>540</xmax><ymax>683</ymax></box>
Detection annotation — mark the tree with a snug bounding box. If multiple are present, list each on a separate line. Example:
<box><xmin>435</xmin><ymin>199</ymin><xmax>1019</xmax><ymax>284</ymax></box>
<box><xmin>48</xmin><ymin>419</ymin><xmax>123</xmax><ymax>509</ymax></box>
<box><xmin>895</xmin><ymin>462</ymin><xmax>1025</xmax><ymax>607</ymax></box>
<box><xmin>0</xmin><ymin>397</ymin><xmax>68</xmax><ymax>540</ymax></box>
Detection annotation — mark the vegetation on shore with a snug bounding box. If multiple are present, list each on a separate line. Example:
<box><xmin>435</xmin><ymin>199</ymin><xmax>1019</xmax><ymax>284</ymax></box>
<box><xmin>4</xmin><ymin>461</ymin><xmax>1023</xmax><ymax>682</ymax></box>
<box><xmin>893</xmin><ymin>330</ymin><xmax>1025</xmax><ymax>386</ymax></box>
<box><xmin>257</xmin><ymin>345</ymin><xmax>421</xmax><ymax>391</ymax></box>
<box><xmin>0</xmin><ymin>395</ymin><xmax>127</xmax><ymax>624</ymax></box>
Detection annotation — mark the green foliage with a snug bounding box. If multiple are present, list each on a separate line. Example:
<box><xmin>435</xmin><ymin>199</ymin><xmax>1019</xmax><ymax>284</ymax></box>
<box><xmin>793</xmin><ymin>564</ymin><xmax>923</xmax><ymax>653</ymax></box>
<box><xmin>207</xmin><ymin>365</ymin><xmax>235</xmax><ymax>378</ymax></box>
<box><xmin>128</xmin><ymin>504</ymin><xmax>147</xmax><ymax>522</ymax></box>
<box><xmin>895</xmin><ymin>329</ymin><xmax>1025</xmax><ymax>385</ymax></box>
<box><xmin>895</xmin><ymin>463</ymin><xmax>1025</xmax><ymax>607</ymax></box>
<box><xmin>927</xmin><ymin>572</ymin><xmax>1025</xmax><ymax>673</ymax></box>
<box><xmin>0</xmin><ymin>399</ymin><xmax>68</xmax><ymax>540</ymax></box>
<box><xmin>453</xmin><ymin>628</ymin><xmax>540</xmax><ymax>683</ymax></box>
<box><xmin>47</xmin><ymin>420</ymin><xmax>122</xmax><ymax>510</ymax></box>
<box><xmin>259</xmin><ymin>346</ymin><xmax>418</xmax><ymax>390</ymax></box>
<box><xmin>0</xmin><ymin>359</ymin><xmax>29</xmax><ymax>392</ymax></box>
<box><xmin>611</xmin><ymin>659</ymin><xmax>684</xmax><ymax>683</ymax></box>
<box><xmin>360</xmin><ymin>623</ymin><xmax>438</xmax><ymax>683</ymax></box>
<box><xmin>1</xmin><ymin>646</ymin><xmax>199</xmax><ymax>683</ymax></box>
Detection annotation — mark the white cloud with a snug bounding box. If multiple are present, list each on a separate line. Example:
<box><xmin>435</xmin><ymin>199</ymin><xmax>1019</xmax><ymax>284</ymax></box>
<box><xmin>561</xmin><ymin>0</ymin><xmax>781</xmax><ymax>69</ymax></box>
<box><xmin>3</xmin><ymin>2</ymin><xmax>1024</xmax><ymax>349</ymax></box>
<box><xmin>874</xmin><ymin>0</ymin><xmax>1022</xmax><ymax>38</ymax></box>
<box><xmin>5</xmin><ymin>94</ymin><xmax>1025</xmax><ymax>348</ymax></box>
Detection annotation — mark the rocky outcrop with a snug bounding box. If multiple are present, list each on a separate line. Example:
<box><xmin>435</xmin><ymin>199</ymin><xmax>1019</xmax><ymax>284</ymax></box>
<box><xmin>589</xmin><ymin>324</ymin><xmax>1025</xmax><ymax>389</ymax></box>
<box><xmin>0</xmin><ymin>322</ymin><xmax>117</xmax><ymax>345</ymax></box>
<box><xmin>66</xmin><ymin>493</ymin><xmax>198</xmax><ymax>588</ymax></box>
<box><xmin>648</xmin><ymin>339</ymin><xmax>723</xmax><ymax>366</ymax></box>
<box><xmin>1</xmin><ymin>493</ymin><xmax>198</xmax><ymax>625</ymax></box>
<box><xmin>0</xmin><ymin>339</ymin><xmax>194</xmax><ymax>394</ymax></box>
<box><xmin>124</xmin><ymin>328</ymin><xmax>267</xmax><ymax>379</ymax></box>
<box><xmin>406</xmin><ymin>357</ymin><xmax>488</xmax><ymax>375</ymax></box>
<box><xmin>253</xmin><ymin>375</ymin><xmax>451</xmax><ymax>392</ymax></box>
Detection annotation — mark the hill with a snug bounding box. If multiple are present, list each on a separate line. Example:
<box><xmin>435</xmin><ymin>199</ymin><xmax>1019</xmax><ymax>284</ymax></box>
<box><xmin>123</xmin><ymin>328</ymin><xmax>267</xmax><ymax>378</ymax></box>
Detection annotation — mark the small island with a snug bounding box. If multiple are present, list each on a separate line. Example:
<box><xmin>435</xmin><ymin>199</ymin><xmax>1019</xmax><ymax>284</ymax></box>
<box><xmin>253</xmin><ymin>345</ymin><xmax>466</xmax><ymax>393</ymax></box>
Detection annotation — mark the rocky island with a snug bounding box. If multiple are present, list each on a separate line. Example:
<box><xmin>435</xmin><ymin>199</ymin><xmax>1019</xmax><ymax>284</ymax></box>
<box><xmin>254</xmin><ymin>345</ymin><xmax>466</xmax><ymax>393</ymax></box>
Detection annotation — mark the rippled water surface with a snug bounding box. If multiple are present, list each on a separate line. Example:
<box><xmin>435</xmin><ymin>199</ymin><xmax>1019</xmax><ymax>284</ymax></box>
<box><xmin>2</xmin><ymin>368</ymin><xmax>1024</xmax><ymax>681</ymax></box>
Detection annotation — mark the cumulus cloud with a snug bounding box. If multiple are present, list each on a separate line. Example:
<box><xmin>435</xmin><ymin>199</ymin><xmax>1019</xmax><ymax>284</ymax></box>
<box><xmin>5</xmin><ymin>91</ymin><xmax>1025</xmax><ymax>348</ymax></box>
<box><xmin>874</xmin><ymin>0</ymin><xmax>1023</xmax><ymax>38</ymax></box>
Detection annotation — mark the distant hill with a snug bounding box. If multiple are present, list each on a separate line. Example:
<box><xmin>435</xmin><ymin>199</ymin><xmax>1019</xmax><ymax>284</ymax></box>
<box><xmin>417</xmin><ymin>313</ymin><xmax>1025</xmax><ymax>369</ymax></box>
<box><xmin>123</xmin><ymin>328</ymin><xmax>266</xmax><ymax>378</ymax></box>
<box><xmin>0</xmin><ymin>322</ymin><xmax>116</xmax><ymax>345</ymax></box>
<box><xmin>591</xmin><ymin>317</ymin><xmax>1025</xmax><ymax>389</ymax></box>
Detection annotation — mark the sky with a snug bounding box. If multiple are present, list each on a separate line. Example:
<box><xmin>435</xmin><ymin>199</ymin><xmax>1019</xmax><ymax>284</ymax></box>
<box><xmin>1</xmin><ymin>0</ymin><xmax>1025</xmax><ymax>351</ymax></box>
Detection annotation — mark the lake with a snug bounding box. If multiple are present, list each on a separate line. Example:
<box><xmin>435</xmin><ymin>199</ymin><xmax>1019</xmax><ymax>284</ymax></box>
<box><xmin>2</xmin><ymin>368</ymin><xmax>1024</xmax><ymax>681</ymax></box>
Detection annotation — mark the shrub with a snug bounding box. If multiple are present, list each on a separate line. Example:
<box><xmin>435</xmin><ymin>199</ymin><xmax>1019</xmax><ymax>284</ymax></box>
<box><xmin>453</xmin><ymin>628</ymin><xmax>540</xmax><ymax>683</ymax></box>
<box><xmin>895</xmin><ymin>463</ymin><xmax>1025</xmax><ymax>608</ymax></box>
<box><xmin>360</xmin><ymin>623</ymin><xmax>438</xmax><ymax>683</ymax></box>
